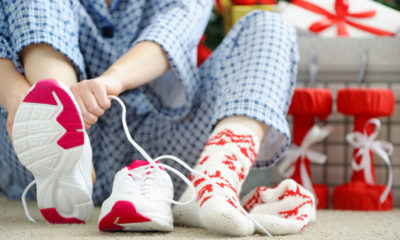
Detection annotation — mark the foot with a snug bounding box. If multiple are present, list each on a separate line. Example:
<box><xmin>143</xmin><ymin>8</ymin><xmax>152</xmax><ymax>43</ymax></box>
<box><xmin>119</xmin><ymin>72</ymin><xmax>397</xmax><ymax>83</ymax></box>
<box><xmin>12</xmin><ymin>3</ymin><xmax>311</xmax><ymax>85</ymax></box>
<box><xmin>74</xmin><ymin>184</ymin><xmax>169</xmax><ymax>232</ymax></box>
<box><xmin>98</xmin><ymin>160</ymin><xmax>174</xmax><ymax>232</ymax></box>
<box><xmin>13</xmin><ymin>79</ymin><xmax>94</xmax><ymax>223</ymax></box>
<box><xmin>173</xmin><ymin>123</ymin><xmax>260</xmax><ymax>236</ymax></box>
<box><xmin>241</xmin><ymin>179</ymin><xmax>316</xmax><ymax>235</ymax></box>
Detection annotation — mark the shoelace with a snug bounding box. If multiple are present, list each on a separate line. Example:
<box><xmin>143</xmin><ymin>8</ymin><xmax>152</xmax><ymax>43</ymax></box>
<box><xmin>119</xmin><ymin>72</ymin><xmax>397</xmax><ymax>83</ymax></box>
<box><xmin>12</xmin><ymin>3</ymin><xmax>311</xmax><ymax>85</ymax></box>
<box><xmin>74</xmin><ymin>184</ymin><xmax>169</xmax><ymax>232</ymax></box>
<box><xmin>124</xmin><ymin>163</ymin><xmax>159</xmax><ymax>196</ymax></box>
<box><xmin>141</xmin><ymin>169</ymin><xmax>153</xmax><ymax>196</ymax></box>
<box><xmin>21</xmin><ymin>95</ymin><xmax>273</xmax><ymax>237</ymax></box>
<box><xmin>22</xmin><ymin>180</ymin><xmax>37</xmax><ymax>223</ymax></box>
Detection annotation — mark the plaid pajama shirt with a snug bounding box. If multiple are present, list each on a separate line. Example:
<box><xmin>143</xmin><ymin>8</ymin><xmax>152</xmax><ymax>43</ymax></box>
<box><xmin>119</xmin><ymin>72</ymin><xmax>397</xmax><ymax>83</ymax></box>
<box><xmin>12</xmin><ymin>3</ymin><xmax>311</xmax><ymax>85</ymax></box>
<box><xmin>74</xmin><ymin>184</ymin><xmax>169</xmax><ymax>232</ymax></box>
<box><xmin>0</xmin><ymin>0</ymin><xmax>298</xmax><ymax>205</ymax></box>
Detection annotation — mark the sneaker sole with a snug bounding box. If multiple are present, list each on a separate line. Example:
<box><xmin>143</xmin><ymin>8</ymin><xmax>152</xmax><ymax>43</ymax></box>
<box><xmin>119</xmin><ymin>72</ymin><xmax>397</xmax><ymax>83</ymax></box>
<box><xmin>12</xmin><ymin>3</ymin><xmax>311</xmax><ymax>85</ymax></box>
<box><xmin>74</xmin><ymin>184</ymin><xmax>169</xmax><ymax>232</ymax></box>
<box><xmin>13</xmin><ymin>79</ymin><xmax>93</xmax><ymax>224</ymax></box>
<box><xmin>99</xmin><ymin>200</ymin><xmax>173</xmax><ymax>232</ymax></box>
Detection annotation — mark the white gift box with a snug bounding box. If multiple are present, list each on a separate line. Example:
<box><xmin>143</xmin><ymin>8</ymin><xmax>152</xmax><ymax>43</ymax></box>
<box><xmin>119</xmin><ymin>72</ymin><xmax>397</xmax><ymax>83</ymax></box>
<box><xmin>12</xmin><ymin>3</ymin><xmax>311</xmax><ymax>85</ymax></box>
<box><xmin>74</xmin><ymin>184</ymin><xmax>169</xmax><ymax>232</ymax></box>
<box><xmin>277</xmin><ymin>0</ymin><xmax>400</xmax><ymax>37</ymax></box>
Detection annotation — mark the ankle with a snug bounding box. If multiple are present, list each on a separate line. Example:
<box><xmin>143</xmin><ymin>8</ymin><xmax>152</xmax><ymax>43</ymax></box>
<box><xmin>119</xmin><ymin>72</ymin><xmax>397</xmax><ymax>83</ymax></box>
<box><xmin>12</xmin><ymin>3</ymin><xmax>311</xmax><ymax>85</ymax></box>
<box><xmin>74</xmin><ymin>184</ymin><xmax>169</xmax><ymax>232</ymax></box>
<box><xmin>215</xmin><ymin>116</ymin><xmax>268</xmax><ymax>142</ymax></box>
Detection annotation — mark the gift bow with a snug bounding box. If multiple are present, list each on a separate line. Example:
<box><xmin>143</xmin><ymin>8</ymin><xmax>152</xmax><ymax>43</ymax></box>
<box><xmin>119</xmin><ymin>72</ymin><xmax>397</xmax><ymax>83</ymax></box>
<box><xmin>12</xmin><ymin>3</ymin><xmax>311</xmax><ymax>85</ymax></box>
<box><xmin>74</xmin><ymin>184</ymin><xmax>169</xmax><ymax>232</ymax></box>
<box><xmin>279</xmin><ymin>125</ymin><xmax>331</xmax><ymax>196</ymax></box>
<box><xmin>290</xmin><ymin>0</ymin><xmax>395</xmax><ymax>37</ymax></box>
<box><xmin>346</xmin><ymin>118</ymin><xmax>393</xmax><ymax>203</ymax></box>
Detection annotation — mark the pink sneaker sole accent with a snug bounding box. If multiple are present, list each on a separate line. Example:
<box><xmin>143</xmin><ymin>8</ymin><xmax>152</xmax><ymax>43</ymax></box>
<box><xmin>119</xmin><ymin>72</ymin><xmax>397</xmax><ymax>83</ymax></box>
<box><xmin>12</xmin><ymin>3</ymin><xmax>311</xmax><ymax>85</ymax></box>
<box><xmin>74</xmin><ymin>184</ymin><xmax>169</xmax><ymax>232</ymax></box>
<box><xmin>40</xmin><ymin>208</ymin><xmax>85</xmax><ymax>224</ymax></box>
<box><xmin>98</xmin><ymin>201</ymin><xmax>152</xmax><ymax>231</ymax></box>
<box><xmin>23</xmin><ymin>79</ymin><xmax>84</xmax><ymax>149</ymax></box>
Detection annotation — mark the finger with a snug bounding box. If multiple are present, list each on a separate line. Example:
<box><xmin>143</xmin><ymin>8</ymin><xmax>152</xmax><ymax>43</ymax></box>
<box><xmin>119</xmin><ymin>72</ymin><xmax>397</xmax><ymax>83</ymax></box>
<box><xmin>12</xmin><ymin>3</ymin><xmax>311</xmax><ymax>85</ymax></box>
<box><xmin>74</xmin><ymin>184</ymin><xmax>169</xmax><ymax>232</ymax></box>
<box><xmin>83</xmin><ymin>111</ymin><xmax>98</xmax><ymax>125</ymax></box>
<box><xmin>85</xmin><ymin>122</ymin><xmax>91</xmax><ymax>130</ymax></box>
<box><xmin>82</xmin><ymin>92</ymin><xmax>105</xmax><ymax>117</ymax></box>
<box><xmin>90</xmin><ymin>81</ymin><xmax>111</xmax><ymax>110</ymax></box>
<box><xmin>76</xmin><ymin>97</ymin><xmax>98</xmax><ymax>125</ymax></box>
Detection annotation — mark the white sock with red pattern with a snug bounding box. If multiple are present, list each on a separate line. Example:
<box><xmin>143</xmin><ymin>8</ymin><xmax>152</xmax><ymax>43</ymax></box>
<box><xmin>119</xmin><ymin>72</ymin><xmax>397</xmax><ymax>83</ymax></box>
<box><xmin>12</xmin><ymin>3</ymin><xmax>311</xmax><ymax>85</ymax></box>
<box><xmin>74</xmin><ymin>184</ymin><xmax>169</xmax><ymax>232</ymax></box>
<box><xmin>173</xmin><ymin>123</ymin><xmax>259</xmax><ymax>236</ymax></box>
<box><xmin>240</xmin><ymin>179</ymin><xmax>316</xmax><ymax>235</ymax></box>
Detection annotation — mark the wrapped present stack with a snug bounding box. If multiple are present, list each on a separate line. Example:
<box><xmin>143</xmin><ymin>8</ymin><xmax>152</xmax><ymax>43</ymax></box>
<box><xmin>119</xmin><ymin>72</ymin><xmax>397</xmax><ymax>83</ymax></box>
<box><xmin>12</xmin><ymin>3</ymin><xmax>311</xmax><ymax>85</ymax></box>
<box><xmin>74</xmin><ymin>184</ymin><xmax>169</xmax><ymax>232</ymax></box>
<box><xmin>215</xmin><ymin>0</ymin><xmax>400</xmax><ymax>37</ymax></box>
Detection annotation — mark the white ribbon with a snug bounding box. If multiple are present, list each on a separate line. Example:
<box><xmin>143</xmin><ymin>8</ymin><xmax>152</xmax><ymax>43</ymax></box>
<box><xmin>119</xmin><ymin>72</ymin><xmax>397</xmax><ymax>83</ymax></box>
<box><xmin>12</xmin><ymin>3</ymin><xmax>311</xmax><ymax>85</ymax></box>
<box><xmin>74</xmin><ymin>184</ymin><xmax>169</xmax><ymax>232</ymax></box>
<box><xmin>279</xmin><ymin>125</ymin><xmax>332</xmax><ymax>196</ymax></box>
<box><xmin>346</xmin><ymin>118</ymin><xmax>393</xmax><ymax>203</ymax></box>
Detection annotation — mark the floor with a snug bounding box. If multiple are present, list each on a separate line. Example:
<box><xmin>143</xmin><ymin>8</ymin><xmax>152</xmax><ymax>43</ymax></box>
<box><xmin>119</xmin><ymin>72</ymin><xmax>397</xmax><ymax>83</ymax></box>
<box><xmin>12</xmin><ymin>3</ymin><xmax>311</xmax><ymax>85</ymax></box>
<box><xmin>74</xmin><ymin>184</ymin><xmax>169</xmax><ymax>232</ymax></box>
<box><xmin>0</xmin><ymin>197</ymin><xmax>399</xmax><ymax>240</ymax></box>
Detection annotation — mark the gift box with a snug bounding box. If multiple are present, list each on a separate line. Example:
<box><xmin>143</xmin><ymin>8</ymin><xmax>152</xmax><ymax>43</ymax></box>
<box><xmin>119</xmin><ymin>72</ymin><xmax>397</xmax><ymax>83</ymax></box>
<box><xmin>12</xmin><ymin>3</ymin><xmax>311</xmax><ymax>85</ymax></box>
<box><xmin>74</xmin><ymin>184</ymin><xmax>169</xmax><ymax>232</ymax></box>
<box><xmin>231</xmin><ymin>4</ymin><xmax>275</xmax><ymax>26</ymax></box>
<box><xmin>218</xmin><ymin>0</ymin><xmax>276</xmax><ymax>32</ymax></box>
<box><xmin>277</xmin><ymin>0</ymin><xmax>400</xmax><ymax>37</ymax></box>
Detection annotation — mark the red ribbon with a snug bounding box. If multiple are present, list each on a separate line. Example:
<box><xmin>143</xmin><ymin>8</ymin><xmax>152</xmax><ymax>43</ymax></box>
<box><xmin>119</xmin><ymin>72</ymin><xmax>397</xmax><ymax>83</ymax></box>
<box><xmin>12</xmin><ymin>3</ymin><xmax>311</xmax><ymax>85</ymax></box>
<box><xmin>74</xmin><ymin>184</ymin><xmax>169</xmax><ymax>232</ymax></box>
<box><xmin>216</xmin><ymin>0</ymin><xmax>223</xmax><ymax>12</ymax></box>
<box><xmin>291</xmin><ymin>0</ymin><xmax>395</xmax><ymax>37</ymax></box>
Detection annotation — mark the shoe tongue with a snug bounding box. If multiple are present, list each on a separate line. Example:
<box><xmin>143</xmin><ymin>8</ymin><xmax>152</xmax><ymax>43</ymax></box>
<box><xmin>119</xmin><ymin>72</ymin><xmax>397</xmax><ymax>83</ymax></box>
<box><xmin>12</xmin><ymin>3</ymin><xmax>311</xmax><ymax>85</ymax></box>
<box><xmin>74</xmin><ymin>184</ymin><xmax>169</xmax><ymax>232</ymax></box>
<box><xmin>127</xmin><ymin>160</ymin><xmax>149</xmax><ymax>170</ymax></box>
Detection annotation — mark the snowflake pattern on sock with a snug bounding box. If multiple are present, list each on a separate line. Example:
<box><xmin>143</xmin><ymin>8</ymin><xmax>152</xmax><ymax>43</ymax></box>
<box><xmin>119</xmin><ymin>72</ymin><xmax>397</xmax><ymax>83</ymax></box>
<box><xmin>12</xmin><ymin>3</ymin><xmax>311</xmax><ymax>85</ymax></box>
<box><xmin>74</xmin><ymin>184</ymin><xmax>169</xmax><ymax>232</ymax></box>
<box><xmin>242</xmin><ymin>186</ymin><xmax>269</xmax><ymax>212</ymax></box>
<box><xmin>241</xmin><ymin>179</ymin><xmax>316</xmax><ymax>235</ymax></box>
<box><xmin>191</xmin><ymin>127</ymin><xmax>258</xmax><ymax>213</ymax></box>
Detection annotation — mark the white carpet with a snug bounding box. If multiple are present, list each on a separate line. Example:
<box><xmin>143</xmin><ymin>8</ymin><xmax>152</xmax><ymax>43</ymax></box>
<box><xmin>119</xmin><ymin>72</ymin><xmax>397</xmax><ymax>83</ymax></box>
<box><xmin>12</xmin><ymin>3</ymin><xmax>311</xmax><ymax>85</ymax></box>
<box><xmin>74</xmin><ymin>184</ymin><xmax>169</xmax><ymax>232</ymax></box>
<box><xmin>0</xmin><ymin>197</ymin><xmax>399</xmax><ymax>240</ymax></box>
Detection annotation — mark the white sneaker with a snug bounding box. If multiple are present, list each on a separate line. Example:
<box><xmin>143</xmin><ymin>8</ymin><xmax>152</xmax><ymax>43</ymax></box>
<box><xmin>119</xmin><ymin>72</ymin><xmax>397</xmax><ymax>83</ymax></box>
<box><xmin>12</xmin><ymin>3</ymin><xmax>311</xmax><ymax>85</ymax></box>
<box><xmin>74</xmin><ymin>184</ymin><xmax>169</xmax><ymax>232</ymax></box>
<box><xmin>98</xmin><ymin>160</ymin><xmax>174</xmax><ymax>232</ymax></box>
<box><xmin>13</xmin><ymin>79</ymin><xmax>94</xmax><ymax>224</ymax></box>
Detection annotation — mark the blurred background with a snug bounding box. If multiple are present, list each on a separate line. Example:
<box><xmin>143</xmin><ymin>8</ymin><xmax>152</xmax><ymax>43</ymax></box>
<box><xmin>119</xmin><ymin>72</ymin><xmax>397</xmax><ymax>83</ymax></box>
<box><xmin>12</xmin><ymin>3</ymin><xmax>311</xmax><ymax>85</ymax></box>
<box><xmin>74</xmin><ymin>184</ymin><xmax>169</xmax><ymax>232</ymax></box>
<box><xmin>199</xmin><ymin>0</ymin><xmax>400</xmax><ymax>210</ymax></box>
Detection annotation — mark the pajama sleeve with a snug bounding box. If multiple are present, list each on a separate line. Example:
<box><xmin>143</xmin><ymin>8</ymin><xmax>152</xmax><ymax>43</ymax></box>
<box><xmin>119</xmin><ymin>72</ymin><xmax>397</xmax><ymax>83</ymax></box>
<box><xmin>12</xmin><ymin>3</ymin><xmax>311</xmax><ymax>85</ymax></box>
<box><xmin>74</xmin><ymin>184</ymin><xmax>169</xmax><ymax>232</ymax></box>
<box><xmin>0</xmin><ymin>4</ymin><xmax>11</xmax><ymax>60</ymax></box>
<box><xmin>2</xmin><ymin>0</ymin><xmax>86</xmax><ymax>79</ymax></box>
<box><xmin>133</xmin><ymin>1</ymin><xmax>214</xmax><ymax>119</ymax></box>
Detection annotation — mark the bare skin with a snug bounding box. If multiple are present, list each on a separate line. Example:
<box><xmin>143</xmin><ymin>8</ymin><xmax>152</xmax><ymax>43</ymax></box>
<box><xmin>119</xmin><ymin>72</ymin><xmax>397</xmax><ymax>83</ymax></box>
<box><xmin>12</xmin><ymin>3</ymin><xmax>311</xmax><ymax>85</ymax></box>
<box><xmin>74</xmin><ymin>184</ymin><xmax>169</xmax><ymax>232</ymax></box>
<box><xmin>105</xmin><ymin>0</ymin><xmax>111</xmax><ymax>8</ymax></box>
<box><xmin>0</xmin><ymin>59</ymin><xmax>31</xmax><ymax>144</ymax></box>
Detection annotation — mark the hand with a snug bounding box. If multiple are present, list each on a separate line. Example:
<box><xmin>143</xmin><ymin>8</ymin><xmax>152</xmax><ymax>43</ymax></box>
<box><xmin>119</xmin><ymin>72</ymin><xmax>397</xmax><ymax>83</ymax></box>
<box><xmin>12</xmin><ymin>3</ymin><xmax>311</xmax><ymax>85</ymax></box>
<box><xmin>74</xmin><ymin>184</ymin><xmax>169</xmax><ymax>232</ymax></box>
<box><xmin>70</xmin><ymin>76</ymin><xmax>122</xmax><ymax>129</ymax></box>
